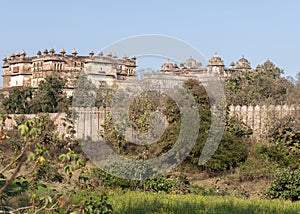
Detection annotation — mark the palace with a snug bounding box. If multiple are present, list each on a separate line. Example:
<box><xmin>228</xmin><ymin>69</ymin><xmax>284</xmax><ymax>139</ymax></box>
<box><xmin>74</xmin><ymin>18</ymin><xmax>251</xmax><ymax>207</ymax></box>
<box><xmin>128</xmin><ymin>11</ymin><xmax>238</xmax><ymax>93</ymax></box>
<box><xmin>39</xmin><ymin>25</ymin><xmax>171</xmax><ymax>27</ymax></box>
<box><xmin>2</xmin><ymin>49</ymin><xmax>252</xmax><ymax>94</ymax></box>
<box><xmin>2</xmin><ymin>49</ymin><xmax>137</xmax><ymax>94</ymax></box>
<box><xmin>160</xmin><ymin>54</ymin><xmax>251</xmax><ymax>75</ymax></box>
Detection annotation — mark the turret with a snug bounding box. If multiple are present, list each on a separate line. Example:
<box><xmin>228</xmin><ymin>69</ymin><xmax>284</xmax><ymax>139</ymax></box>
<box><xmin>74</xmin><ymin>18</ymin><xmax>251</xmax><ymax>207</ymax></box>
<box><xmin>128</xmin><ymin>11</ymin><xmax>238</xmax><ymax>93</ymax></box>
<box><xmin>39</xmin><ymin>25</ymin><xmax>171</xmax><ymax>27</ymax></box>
<box><xmin>207</xmin><ymin>53</ymin><xmax>225</xmax><ymax>74</ymax></box>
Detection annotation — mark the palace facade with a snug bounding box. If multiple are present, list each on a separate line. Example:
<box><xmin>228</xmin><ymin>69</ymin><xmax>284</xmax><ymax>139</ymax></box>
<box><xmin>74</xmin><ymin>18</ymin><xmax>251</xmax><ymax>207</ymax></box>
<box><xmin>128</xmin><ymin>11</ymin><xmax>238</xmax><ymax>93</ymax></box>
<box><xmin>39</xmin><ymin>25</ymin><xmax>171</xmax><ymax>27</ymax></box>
<box><xmin>2</xmin><ymin>49</ymin><xmax>252</xmax><ymax>94</ymax></box>
<box><xmin>160</xmin><ymin>54</ymin><xmax>251</xmax><ymax>75</ymax></box>
<box><xmin>2</xmin><ymin>49</ymin><xmax>137</xmax><ymax>94</ymax></box>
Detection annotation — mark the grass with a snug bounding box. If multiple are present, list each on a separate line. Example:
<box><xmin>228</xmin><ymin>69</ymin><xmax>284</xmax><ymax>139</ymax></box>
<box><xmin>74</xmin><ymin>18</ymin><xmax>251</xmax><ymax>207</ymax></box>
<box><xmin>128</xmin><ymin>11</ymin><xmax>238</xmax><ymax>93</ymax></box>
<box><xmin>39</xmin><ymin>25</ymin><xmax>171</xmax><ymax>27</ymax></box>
<box><xmin>107</xmin><ymin>191</ymin><xmax>300</xmax><ymax>214</ymax></box>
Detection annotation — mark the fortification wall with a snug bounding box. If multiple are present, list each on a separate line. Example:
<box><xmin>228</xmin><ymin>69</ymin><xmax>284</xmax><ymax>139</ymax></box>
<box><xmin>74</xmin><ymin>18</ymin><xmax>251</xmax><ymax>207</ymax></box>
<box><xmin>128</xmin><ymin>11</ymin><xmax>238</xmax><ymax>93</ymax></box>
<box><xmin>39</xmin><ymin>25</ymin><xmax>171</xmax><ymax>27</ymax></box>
<box><xmin>3</xmin><ymin>105</ymin><xmax>299</xmax><ymax>140</ymax></box>
<box><xmin>228</xmin><ymin>105</ymin><xmax>299</xmax><ymax>138</ymax></box>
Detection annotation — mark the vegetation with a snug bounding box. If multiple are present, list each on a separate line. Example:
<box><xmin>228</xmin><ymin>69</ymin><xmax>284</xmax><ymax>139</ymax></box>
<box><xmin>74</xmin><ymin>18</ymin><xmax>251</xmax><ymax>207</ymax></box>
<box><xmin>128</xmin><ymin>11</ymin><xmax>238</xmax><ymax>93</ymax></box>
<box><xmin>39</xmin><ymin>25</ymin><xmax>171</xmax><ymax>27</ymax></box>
<box><xmin>2</xmin><ymin>75</ymin><xmax>69</xmax><ymax>114</ymax></box>
<box><xmin>0</xmin><ymin>59</ymin><xmax>300</xmax><ymax>213</ymax></box>
<box><xmin>267</xmin><ymin>168</ymin><xmax>300</xmax><ymax>201</ymax></box>
<box><xmin>108</xmin><ymin>191</ymin><xmax>300</xmax><ymax>214</ymax></box>
<box><xmin>226</xmin><ymin>60</ymin><xmax>293</xmax><ymax>105</ymax></box>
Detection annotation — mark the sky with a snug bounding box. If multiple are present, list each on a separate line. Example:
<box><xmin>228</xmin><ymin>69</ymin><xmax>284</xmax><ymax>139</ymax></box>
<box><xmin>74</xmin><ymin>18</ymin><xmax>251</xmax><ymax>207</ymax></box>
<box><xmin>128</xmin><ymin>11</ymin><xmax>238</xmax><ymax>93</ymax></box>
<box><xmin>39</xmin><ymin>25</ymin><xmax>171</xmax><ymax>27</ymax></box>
<box><xmin>1</xmin><ymin>0</ymin><xmax>300</xmax><ymax>85</ymax></box>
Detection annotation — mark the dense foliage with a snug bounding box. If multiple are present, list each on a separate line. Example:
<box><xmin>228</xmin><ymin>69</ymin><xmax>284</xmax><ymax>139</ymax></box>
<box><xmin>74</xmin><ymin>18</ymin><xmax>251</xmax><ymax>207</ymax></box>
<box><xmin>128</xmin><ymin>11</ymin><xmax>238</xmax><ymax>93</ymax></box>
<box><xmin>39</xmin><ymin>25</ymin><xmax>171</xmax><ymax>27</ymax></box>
<box><xmin>267</xmin><ymin>168</ymin><xmax>300</xmax><ymax>201</ymax></box>
<box><xmin>3</xmin><ymin>75</ymin><xmax>69</xmax><ymax>114</ymax></box>
<box><xmin>226</xmin><ymin>60</ymin><xmax>293</xmax><ymax>105</ymax></box>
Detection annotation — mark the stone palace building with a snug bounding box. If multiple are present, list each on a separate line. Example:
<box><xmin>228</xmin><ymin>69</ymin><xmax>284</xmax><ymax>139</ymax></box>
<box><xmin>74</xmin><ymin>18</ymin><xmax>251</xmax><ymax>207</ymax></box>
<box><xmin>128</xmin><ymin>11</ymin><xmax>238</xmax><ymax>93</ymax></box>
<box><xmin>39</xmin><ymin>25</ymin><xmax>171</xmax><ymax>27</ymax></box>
<box><xmin>1</xmin><ymin>49</ymin><xmax>252</xmax><ymax>94</ymax></box>
<box><xmin>1</xmin><ymin>49</ymin><xmax>137</xmax><ymax>94</ymax></box>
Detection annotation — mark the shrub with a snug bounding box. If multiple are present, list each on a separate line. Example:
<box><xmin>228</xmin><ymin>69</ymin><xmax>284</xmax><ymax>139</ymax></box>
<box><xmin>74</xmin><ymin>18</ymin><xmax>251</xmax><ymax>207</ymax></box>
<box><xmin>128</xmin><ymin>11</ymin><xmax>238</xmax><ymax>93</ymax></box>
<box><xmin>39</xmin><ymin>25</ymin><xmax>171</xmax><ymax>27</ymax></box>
<box><xmin>267</xmin><ymin>168</ymin><xmax>300</xmax><ymax>201</ymax></box>
<box><xmin>144</xmin><ymin>176</ymin><xmax>175</xmax><ymax>193</ymax></box>
<box><xmin>203</xmin><ymin>132</ymin><xmax>248</xmax><ymax>173</ymax></box>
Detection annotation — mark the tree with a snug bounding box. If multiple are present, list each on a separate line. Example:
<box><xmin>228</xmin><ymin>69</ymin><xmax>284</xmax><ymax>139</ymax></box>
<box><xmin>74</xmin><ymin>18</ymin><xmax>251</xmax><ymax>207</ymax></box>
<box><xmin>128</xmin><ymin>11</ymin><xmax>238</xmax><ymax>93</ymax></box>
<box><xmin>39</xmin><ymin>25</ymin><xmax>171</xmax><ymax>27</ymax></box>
<box><xmin>2</xmin><ymin>75</ymin><xmax>69</xmax><ymax>114</ymax></box>
<box><xmin>2</xmin><ymin>87</ymin><xmax>34</xmax><ymax>114</ymax></box>
<box><xmin>226</xmin><ymin>60</ymin><xmax>293</xmax><ymax>105</ymax></box>
<box><xmin>31</xmin><ymin>75</ymin><xmax>68</xmax><ymax>113</ymax></box>
<box><xmin>288</xmin><ymin>72</ymin><xmax>300</xmax><ymax>105</ymax></box>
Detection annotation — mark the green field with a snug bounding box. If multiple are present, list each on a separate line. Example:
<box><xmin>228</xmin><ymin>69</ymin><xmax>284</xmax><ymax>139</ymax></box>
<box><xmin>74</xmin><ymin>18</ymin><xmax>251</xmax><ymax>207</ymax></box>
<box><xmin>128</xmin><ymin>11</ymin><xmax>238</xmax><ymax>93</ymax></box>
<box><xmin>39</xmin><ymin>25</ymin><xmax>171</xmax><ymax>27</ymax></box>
<box><xmin>107</xmin><ymin>191</ymin><xmax>300</xmax><ymax>214</ymax></box>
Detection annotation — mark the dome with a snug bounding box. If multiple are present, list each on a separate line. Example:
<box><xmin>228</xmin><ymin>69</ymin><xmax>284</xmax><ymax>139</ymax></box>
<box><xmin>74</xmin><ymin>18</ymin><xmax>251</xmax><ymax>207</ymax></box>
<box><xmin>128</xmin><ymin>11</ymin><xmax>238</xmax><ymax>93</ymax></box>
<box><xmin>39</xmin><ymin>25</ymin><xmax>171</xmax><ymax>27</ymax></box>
<box><xmin>98</xmin><ymin>51</ymin><xmax>103</xmax><ymax>56</ymax></box>
<box><xmin>236</xmin><ymin>56</ymin><xmax>251</xmax><ymax>69</ymax></box>
<box><xmin>37</xmin><ymin>50</ymin><xmax>42</xmax><ymax>56</ymax></box>
<box><xmin>161</xmin><ymin>60</ymin><xmax>175</xmax><ymax>71</ymax></box>
<box><xmin>21</xmin><ymin>50</ymin><xmax>26</xmax><ymax>56</ymax></box>
<box><xmin>183</xmin><ymin>57</ymin><xmax>202</xmax><ymax>69</ymax></box>
<box><xmin>113</xmin><ymin>53</ymin><xmax>117</xmax><ymax>58</ymax></box>
<box><xmin>256</xmin><ymin>64</ymin><xmax>262</xmax><ymax>70</ymax></box>
<box><xmin>2</xmin><ymin>57</ymin><xmax>7</xmax><ymax>61</ymax></box>
<box><xmin>208</xmin><ymin>53</ymin><xmax>224</xmax><ymax>66</ymax></box>
<box><xmin>43</xmin><ymin>49</ymin><xmax>48</xmax><ymax>55</ymax></box>
<box><xmin>107</xmin><ymin>52</ymin><xmax>112</xmax><ymax>57</ymax></box>
<box><xmin>16</xmin><ymin>52</ymin><xmax>21</xmax><ymax>57</ymax></box>
<box><xmin>49</xmin><ymin>48</ymin><xmax>55</xmax><ymax>54</ymax></box>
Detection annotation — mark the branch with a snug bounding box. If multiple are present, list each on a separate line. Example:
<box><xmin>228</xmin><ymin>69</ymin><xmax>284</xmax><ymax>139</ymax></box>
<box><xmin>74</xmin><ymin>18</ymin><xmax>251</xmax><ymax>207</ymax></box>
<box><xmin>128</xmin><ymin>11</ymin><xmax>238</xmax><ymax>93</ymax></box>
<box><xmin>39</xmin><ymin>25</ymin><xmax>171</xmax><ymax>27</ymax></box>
<box><xmin>9</xmin><ymin>205</ymin><xmax>34</xmax><ymax>214</ymax></box>
<box><xmin>0</xmin><ymin>151</ymin><xmax>27</xmax><ymax>195</ymax></box>
<box><xmin>0</xmin><ymin>146</ymin><xmax>27</xmax><ymax>175</ymax></box>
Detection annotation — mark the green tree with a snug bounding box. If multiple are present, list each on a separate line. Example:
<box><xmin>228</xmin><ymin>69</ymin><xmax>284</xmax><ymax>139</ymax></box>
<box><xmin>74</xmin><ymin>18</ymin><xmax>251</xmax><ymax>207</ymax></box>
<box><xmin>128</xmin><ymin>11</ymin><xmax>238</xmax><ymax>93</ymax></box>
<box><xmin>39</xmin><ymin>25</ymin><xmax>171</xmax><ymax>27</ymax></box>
<box><xmin>226</xmin><ymin>60</ymin><xmax>293</xmax><ymax>105</ymax></box>
<box><xmin>2</xmin><ymin>87</ymin><xmax>34</xmax><ymax>114</ymax></box>
<box><xmin>31</xmin><ymin>75</ymin><xmax>68</xmax><ymax>113</ymax></box>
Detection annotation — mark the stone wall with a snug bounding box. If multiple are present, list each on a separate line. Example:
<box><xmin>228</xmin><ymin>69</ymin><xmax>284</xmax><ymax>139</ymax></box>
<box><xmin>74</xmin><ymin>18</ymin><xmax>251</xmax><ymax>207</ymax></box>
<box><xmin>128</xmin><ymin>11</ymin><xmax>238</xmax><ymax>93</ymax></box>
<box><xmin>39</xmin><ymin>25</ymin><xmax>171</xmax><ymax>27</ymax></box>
<box><xmin>228</xmin><ymin>105</ymin><xmax>299</xmax><ymax>138</ymax></box>
<box><xmin>3</xmin><ymin>105</ymin><xmax>299</xmax><ymax>140</ymax></box>
<box><xmin>3</xmin><ymin>113</ymin><xmax>68</xmax><ymax>134</ymax></box>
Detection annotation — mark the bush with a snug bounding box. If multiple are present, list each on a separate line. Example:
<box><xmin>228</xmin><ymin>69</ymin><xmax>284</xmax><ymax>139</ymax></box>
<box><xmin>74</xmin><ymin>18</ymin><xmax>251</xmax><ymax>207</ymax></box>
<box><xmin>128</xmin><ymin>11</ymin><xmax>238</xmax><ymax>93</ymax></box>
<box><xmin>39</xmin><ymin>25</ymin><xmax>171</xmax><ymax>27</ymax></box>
<box><xmin>203</xmin><ymin>132</ymin><xmax>248</xmax><ymax>173</ymax></box>
<box><xmin>267</xmin><ymin>168</ymin><xmax>300</xmax><ymax>201</ymax></box>
<box><xmin>144</xmin><ymin>173</ymin><xmax>190</xmax><ymax>194</ymax></box>
<box><xmin>144</xmin><ymin>176</ymin><xmax>175</xmax><ymax>193</ymax></box>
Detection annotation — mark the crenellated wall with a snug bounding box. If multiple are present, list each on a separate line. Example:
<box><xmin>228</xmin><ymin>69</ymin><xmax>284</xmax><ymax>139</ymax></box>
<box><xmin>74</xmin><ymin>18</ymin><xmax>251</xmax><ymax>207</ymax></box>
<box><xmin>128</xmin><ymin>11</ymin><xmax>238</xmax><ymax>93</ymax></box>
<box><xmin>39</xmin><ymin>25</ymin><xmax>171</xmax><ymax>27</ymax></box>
<box><xmin>228</xmin><ymin>105</ymin><xmax>299</xmax><ymax>138</ymax></box>
<box><xmin>3</xmin><ymin>105</ymin><xmax>299</xmax><ymax>141</ymax></box>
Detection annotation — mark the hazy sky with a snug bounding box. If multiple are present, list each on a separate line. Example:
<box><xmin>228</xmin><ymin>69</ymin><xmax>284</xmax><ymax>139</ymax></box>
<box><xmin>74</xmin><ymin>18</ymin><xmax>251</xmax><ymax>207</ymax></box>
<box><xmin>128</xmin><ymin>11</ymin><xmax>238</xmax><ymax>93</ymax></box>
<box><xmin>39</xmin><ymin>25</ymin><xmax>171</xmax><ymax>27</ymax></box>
<box><xmin>1</xmin><ymin>0</ymin><xmax>300</xmax><ymax>85</ymax></box>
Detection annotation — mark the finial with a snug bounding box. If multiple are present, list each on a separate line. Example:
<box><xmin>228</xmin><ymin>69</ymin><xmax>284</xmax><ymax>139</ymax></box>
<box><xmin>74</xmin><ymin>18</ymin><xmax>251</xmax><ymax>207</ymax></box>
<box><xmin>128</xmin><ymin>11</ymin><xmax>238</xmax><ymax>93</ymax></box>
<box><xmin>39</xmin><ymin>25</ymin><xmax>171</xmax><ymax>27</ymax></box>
<box><xmin>72</xmin><ymin>49</ymin><xmax>78</xmax><ymax>56</ymax></box>
<box><xmin>60</xmin><ymin>48</ymin><xmax>66</xmax><ymax>56</ymax></box>
<box><xmin>21</xmin><ymin>50</ymin><xmax>26</xmax><ymax>57</ymax></box>
<box><xmin>49</xmin><ymin>48</ymin><xmax>55</xmax><ymax>55</ymax></box>
<box><xmin>107</xmin><ymin>52</ymin><xmax>112</xmax><ymax>57</ymax></box>
<box><xmin>89</xmin><ymin>50</ymin><xmax>94</xmax><ymax>57</ymax></box>
<box><xmin>98</xmin><ymin>51</ymin><xmax>103</xmax><ymax>56</ymax></box>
